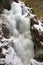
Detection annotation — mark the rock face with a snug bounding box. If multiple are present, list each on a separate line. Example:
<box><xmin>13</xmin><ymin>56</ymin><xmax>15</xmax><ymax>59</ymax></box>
<box><xmin>30</xmin><ymin>15</ymin><xmax>43</xmax><ymax>64</ymax></box>
<box><xmin>0</xmin><ymin>0</ymin><xmax>13</xmax><ymax>11</ymax></box>
<box><xmin>23</xmin><ymin>0</ymin><xmax>43</xmax><ymax>19</ymax></box>
<box><xmin>0</xmin><ymin>16</ymin><xmax>12</xmax><ymax>39</ymax></box>
<box><xmin>31</xmin><ymin>18</ymin><xmax>43</xmax><ymax>53</ymax></box>
<box><xmin>13</xmin><ymin>0</ymin><xmax>19</xmax><ymax>3</ymax></box>
<box><xmin>28</xmin><ymin>58</ymin><xmax>43</xmax><ymax>65</ymax></box>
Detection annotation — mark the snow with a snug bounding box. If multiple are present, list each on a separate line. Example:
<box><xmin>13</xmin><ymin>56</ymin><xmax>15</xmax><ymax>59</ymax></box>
<box><xmin>0</xmin><ymin>58</ymin><xmax>5</xmax><ymax>64</ymax></box>
<box><xmin>40</xmin><ymin>41</ymin><xmax>43</xmax><ymax>46</ymax></box>
<box><xmin>33</xmin><ymin>20</ymin><xmax>43</xmax><ymax>33</ymax></box>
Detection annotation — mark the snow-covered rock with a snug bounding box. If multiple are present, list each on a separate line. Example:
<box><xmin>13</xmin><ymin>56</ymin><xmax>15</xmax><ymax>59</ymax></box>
<box><xmin>28</xmin><ymin>59</ymin><xmax>43</xmax><ymax>65</ymax></box>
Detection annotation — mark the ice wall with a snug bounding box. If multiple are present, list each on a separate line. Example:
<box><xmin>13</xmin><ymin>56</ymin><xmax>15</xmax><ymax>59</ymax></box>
<box><xmin>2</xmin><ymin>1</ymin><xmax>35</xmax><ymax>65</ymax></box>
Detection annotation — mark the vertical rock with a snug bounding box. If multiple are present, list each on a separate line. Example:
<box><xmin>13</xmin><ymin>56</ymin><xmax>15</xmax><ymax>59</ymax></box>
<box><xmin>0</xmin><ymin>0</ymin><xmax>13</xmax><ymax>11</ymax></box>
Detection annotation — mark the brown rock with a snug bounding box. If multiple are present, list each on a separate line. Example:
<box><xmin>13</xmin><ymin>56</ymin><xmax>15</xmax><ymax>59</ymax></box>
<box><xmin>2</xmin><ymin>21</ymin><xmax>11</xmax><ymax>39</ymax></box>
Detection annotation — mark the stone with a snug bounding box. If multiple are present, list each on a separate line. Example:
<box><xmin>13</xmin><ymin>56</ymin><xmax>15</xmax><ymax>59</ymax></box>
<box><xmin>0</xmin><ymin>0</ymin><xmax>13</xmax><ymax>12</ymax></box>
<box><xmin>0</xmin><ymin>15</ymin><xmax>12</xmax><ymax>39</ymax></box>
<box><xmin>30</xmin><ymin>17</ymin><xmax>43</xmax><ymax>57</ymax></box>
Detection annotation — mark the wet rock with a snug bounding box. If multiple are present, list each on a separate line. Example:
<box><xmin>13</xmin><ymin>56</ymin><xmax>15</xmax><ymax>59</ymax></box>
<box><xmin>31</xmin><ymin>18</ymin><xmax>43</xmax><ymax>57</ymax></box>
<box><xmin>30</xmin><ymin>16</ymin><xmax>38</xmax><ymax>27</ymax></box>
<box><xmin>0</xmin><ymin>15</ymin><xmax>12</xmax><ymax>39</ymax></box>
<box><xmin>34</xmin><ymin>50</ymin><xmax>43</xmax><ymax>62</ymax></box>
<box><xmin>13</xmin><ymin>0</ymin><xmax>19</xmax><ymax>3</ymax></box>
<box><xmin>2</xmin><ymin>22</ymin><xmax>11</xmax><ymax>39</ymax></box>
<box><xmin>28</xmin><ymin>58</ymin><xmax>43</xmax><ymax>65</ymax></box>
<box><xmin>28</xmin><ymin>49</ymin><xmax>43</xmax><ymax>65</ymax></box>
<box><xmin>0</xmin><ymin>0</ymin><xmax>13</xmax><ymax>11</ymax></box>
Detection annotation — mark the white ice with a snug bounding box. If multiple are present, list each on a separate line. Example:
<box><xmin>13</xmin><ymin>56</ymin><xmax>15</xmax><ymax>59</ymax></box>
<box><xmin>1</xmin><ymin>1</ymin><xmax>36</xmax><ymax>65</ymax></box>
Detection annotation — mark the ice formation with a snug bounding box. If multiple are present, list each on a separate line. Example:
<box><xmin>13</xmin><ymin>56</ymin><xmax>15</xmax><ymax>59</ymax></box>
<box><xmin>2</xmin><ymin>1</ymin><xmax>34</xmax><ymax>65</ymax></box>
<box><xmin>0</xmin><ymin>0</ymin><xmax>43</xmax><ymax>65</ymax></box>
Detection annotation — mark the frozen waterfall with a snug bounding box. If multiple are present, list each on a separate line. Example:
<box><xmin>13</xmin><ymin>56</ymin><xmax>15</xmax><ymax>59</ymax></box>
<box><xmin>2</xmin><ymin>1</ymin><xmax>35</xmax><ymax>65</ymax></box>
